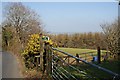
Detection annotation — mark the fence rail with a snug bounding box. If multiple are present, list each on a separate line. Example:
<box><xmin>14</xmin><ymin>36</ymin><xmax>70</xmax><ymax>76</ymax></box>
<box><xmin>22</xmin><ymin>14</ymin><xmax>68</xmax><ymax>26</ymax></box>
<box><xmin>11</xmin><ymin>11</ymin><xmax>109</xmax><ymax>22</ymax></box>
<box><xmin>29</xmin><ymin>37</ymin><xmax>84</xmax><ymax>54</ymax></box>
<box><xmin>51</xmin><ymin>47</ymin><xmax>120</xmax><ymax>80</ymax></box>
<box><xmin>43</xmin><ymin>45</ymin><xmax>120</xmax><ymax>80</ymax></box>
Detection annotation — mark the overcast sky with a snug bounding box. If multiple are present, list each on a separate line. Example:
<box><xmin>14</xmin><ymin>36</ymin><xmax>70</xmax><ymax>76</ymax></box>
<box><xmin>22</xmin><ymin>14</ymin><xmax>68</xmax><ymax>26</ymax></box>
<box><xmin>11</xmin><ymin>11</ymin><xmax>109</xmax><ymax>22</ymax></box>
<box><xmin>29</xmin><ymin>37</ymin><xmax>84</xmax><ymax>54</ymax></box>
<box><xmin>1</xmin><ymin>1</ymin><xmax>119</xmax><ymax>34</ymax></box>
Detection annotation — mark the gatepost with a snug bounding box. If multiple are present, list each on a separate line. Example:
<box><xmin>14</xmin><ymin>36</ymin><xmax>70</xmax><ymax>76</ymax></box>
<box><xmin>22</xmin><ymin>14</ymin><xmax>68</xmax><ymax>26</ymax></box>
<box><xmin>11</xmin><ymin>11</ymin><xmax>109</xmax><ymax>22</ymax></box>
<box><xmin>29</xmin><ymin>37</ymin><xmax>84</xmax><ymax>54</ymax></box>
<box><xmin>97</xmin><ymin>46</ymin><xmax>101</xmax><ymax>64</ymax></box>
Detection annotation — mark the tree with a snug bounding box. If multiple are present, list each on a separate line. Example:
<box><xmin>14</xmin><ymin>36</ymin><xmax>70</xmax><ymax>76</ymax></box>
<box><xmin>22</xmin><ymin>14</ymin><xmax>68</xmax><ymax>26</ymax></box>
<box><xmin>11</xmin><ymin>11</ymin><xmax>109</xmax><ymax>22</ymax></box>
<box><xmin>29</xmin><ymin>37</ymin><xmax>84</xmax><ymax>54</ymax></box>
<box><xmin>118</xmin><ymin>18</ymin><xmax>120</xmax><ymax>60</ymax></box>
<box><xmin>101</xmin><ymin>19</ymin><xmax>119</xmax><ymax>59</ymax></box>
<box><xmin>71</xmin><ymin>33</ymin><xmax>80</xmax><ymax>48</ymax></box>
<box><xmin>3</xmin><ymin>2</ymin><xmax>42</xmax><ymax>47</ymax></box>
<box><xmin>2</xmin><ymin>24</ymin><xmax>13</xmax><ymax>47</ymax></box>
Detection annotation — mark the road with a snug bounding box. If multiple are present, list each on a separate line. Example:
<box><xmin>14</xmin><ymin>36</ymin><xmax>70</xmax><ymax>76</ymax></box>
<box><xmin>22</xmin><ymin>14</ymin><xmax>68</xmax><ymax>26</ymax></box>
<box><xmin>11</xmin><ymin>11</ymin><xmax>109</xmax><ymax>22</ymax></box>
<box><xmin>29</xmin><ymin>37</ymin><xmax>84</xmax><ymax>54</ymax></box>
<box><xmin>1</xmin><ymin>51</ymin><xmax>23</xmax><ymax>79</ymax></box>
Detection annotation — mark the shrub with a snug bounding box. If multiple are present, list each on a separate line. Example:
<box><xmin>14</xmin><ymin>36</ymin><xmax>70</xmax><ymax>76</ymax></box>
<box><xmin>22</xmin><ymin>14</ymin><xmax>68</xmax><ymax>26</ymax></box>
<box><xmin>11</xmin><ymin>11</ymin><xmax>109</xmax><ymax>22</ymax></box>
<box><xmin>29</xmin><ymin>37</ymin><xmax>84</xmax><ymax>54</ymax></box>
<box><xmin>22</xmin><ymin>34</ymin><xmax>42</xmax><ymax>69</ymax></box>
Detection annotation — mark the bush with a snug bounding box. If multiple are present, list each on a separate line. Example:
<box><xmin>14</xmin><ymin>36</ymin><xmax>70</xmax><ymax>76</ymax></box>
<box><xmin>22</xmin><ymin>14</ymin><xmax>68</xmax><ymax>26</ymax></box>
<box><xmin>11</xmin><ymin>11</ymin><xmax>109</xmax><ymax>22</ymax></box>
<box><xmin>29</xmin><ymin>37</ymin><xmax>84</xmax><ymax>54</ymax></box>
<box><xmin>22</xmin><ymin>34</ymin><xmax>42</xmax><ymax>69</ymax></box>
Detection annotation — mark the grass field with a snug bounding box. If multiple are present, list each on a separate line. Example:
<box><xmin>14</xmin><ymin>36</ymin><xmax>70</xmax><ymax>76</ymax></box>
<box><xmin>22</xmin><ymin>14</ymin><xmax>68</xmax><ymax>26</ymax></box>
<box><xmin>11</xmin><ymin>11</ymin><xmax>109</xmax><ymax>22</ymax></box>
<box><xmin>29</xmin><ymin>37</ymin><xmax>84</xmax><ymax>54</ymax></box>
<box><xmin>56</xmin><ymin>47</ymin><xmax>107</xmax><ymax>61</ymax></box>
<box><xmin>57</xmin><ymin>47</ymin><xmax>107</xmax><ymax>56</ymax></box>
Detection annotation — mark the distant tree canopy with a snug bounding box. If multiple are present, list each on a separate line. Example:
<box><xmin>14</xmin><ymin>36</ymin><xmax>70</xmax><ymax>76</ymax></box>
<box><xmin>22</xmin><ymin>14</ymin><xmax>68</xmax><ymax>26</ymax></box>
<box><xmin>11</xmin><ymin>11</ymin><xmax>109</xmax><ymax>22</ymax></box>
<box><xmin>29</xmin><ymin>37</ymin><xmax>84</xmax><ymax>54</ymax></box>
<box><xmin>49</xmin><ymin>32</ymin><xmax>106</xmax><ymax>50</ymax></box>
<box><xmin>2</xmin><ymin>2</ymin><xmax>43</xmax><ymax>50</ymax></box>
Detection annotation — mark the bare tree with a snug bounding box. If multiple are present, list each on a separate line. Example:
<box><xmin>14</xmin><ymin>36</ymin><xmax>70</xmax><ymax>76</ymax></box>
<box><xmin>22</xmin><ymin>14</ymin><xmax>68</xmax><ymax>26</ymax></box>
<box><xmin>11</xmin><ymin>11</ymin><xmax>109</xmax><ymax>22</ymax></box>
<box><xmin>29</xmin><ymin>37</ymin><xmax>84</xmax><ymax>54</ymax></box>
<box><xmin>118</xmin><ymin>18</ymin><xmax>120</xmax><ymax>60</ymax></box>
<box><xmin>3</xmin><ymin>2</ymin><xmax>42</xmax><ymax>46</ymax></box>
<box><xmin>101</xmin><ymin>19</ymin><xmax>119</xmax><ymax>59</ymax></box>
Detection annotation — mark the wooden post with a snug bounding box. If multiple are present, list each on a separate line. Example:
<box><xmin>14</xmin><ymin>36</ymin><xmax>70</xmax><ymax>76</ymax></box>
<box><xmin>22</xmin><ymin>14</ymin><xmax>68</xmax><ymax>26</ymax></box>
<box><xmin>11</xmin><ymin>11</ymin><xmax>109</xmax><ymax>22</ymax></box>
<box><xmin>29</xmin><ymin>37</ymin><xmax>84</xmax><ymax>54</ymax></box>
<box><xmin>40</xmin><ymin>53</ymin><xmax>43</xmax><ymax>70</ymax></box>
<box><xmin>76</xmin><ymin>53</ymin><xmax>79</xmax><ymax>65</ymax></box>
<box><xmin>39</xmin><ymin>33</ymin><xmax>44</xmax><ymax>71</ymax></box>
<box><xmin>68</xmin><ymin>56</ymin><xmax>70</xmax><ymax>64</ymax></box>
<box><xmin>35</xmin><ymin>55</ymin><xmax>40</xmax><ymax>66</ymax></box>
<box><xmin>97</xmin><ymin>46</ymin><xmax>101</xmax><ymax>64</ymax></box>
<box><xmin>48</xmin><ymin>45</ymin><xmax>52</xmax><ymax>75</ymax></box>
<box><xmin>43</xmin><ymin>43</ymin><xmax>47</xmax><ymax>73</ymax></box>
<box><xmin>45</xmin><ymin>44</ymin><xmax>52</xmax><ymax>76</ymax></box>
<box><xmin>85</xmin><ymin>53</ymin><xmax>87</xmax><ymax>61</ymax></box>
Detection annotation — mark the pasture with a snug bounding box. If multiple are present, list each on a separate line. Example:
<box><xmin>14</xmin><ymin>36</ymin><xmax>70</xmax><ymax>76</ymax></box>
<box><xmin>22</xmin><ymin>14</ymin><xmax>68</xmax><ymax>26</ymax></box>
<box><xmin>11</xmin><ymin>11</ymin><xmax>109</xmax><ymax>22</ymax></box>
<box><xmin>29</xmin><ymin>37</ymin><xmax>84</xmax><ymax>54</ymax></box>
<box><xmin>57</xmin><ymin>47</ymin><xmax>107</xmax><ymax>56</ymax></box>
<box><xmin>56</xmin><ymin>47</ymin><xmax>107</xmax><ymax>62</ymax></box>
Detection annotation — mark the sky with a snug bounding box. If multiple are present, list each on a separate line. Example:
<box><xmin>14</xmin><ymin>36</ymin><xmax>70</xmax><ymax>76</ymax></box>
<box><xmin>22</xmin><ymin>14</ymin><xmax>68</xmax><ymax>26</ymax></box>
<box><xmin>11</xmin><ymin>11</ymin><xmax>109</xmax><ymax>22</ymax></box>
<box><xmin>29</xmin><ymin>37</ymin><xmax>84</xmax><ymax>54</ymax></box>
<box><xmin>1</xmin><ymin>1</ymin><xmax>119</xmax><ymax>34</ymax></box>
<box><xmin>0</xmin><ymin>0</ymin><xmax>118</xmax><ymax>2</ymax></box>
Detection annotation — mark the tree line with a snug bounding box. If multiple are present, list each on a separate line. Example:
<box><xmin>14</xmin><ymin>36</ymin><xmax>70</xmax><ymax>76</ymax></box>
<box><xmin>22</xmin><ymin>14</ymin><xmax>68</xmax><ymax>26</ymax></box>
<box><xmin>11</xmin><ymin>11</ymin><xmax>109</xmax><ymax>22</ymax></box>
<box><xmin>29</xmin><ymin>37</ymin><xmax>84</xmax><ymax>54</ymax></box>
<box><xmin>49</xmin><ymin>32</ymin><xmax>106</xmax><ymax>49</ymax></box>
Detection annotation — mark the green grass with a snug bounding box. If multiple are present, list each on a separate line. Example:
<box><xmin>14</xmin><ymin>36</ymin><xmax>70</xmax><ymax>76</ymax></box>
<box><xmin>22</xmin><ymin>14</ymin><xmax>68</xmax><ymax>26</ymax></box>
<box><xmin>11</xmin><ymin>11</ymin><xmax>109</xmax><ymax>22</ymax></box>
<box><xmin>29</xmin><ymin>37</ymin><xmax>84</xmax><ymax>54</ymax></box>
<box><xmin>99</xmin><ymin>60</ymin><xmax>120</xmax><ymax>74</ymax></box>
<box><xmin>57</xmin><ymin>47</ymin><xmax>107</xmax><ymax>56</ymax></box>
<box><xmin>63</xmin><ymin>64</ymin><xmax>114</xmax><ymax>80</ymax></box>
<box><xmin>61</xmin><ymin>60</ymin><xmax>120</xmax><ymax>80</ymax></box>
<box><xmin>57</xmin><ymin>47</ymin><xmax>96</xmax><ymax>55</ymax></box>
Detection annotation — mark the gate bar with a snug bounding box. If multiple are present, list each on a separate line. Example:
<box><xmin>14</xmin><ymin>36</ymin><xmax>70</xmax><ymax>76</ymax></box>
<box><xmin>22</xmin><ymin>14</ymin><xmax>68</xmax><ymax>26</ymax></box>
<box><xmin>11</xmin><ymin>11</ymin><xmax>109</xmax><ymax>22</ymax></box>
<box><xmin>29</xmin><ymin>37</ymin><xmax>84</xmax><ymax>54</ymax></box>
<box><xmin>52</xmin><ymin>47</ymin><xmax>119</xmax><ymax>78</ymax></box>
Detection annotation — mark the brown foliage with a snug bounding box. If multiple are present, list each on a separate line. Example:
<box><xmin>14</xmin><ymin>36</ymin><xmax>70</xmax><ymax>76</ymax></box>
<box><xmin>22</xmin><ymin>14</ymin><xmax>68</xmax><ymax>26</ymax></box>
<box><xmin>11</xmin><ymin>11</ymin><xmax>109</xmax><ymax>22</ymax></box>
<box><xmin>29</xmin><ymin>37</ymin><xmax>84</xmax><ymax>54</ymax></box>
<box><xmin>49</xmin><ymin>32</ymin><xmax>106</xmax><ymax>49</ymax></box>
<box><xmin>101</xmin><ymin>19</ymin><xmax>120</xmax><ymax>59</ymax></box>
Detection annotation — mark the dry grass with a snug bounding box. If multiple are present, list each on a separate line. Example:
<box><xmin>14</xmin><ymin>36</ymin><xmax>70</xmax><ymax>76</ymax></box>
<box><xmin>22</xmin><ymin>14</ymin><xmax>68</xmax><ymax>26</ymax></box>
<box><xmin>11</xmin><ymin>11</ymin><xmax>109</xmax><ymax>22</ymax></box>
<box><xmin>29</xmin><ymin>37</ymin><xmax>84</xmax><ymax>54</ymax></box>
<box><xmin>14</xmin><ymin>52</ymin><xmax>43</xmax><ymax>78</ymax></box>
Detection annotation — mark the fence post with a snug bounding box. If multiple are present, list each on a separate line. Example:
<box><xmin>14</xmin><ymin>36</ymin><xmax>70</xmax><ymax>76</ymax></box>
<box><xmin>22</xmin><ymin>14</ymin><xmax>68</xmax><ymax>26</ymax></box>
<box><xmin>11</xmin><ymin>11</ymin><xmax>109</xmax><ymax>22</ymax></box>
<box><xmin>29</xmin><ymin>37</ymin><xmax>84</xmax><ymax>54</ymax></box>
<box><xmin>85</xmin><ymin>53</ymin><xmax>87</xmax><ymax>61</ymax></box>
<box><xmin>68</xmin><ymin>56</ymin><xmax>70</xmax><ymax>64</ymax></box>
<box><xmin>45</xmin><ymin>43</ymin><xmax>52</xmax><ymax>76</ymax></box>
<box><xmin>40</xmin><ymin>52</ymin><xmax>43</xmax><ymax>70</ymax></box>
<box><xmin>97</xmin><ymin>46</ymin><xmax>101</xmax><ymax>64</ymax></box>
<box><xmin>39</xmin><ymin>33</ymin><xmax>44</xmax><ymax>71</ymax></box>
<box><xmin>76</xmin><ymin>53</ymin><xmax>79</xmax><ymax>65</ymax></box>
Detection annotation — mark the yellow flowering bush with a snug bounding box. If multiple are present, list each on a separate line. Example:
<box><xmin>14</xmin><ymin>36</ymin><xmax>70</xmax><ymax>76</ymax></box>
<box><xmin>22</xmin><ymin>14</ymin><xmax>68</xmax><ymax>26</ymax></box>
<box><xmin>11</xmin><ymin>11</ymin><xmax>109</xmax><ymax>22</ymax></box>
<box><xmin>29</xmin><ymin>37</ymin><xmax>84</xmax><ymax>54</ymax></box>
<box><xmin>22</xmin><ymin>33</ymin><xmax>57</xmax><ymax>69</ymax></box>
<box><xmin>22</xmin><ymin>34</ymin><xmax>43</xmax><ymax>69</ymax></box>
<box><xmin>22</xmin><ymin>34</ymin><xmax>41</xmax><ymax>55</ymax></box>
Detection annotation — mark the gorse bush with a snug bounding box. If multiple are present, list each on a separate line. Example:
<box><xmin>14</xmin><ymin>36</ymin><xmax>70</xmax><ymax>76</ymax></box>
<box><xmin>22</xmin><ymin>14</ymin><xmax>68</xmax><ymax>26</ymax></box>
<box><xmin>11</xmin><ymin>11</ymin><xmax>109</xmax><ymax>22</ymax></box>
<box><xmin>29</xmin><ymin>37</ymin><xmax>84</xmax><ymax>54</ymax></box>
<box><xmin>22</xmin><ymin>34</ymin><xmax>42</xmax><ymax>69</ymax></box>
<box><xmin>22</xmin><ymin>34</ymin><xmax>41</xmax><ymax>55</ymax></box>
<box><xmin>22</xmin><ymin>33</ymin><xmax>56</xmax><ymax>69</ymax></box>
